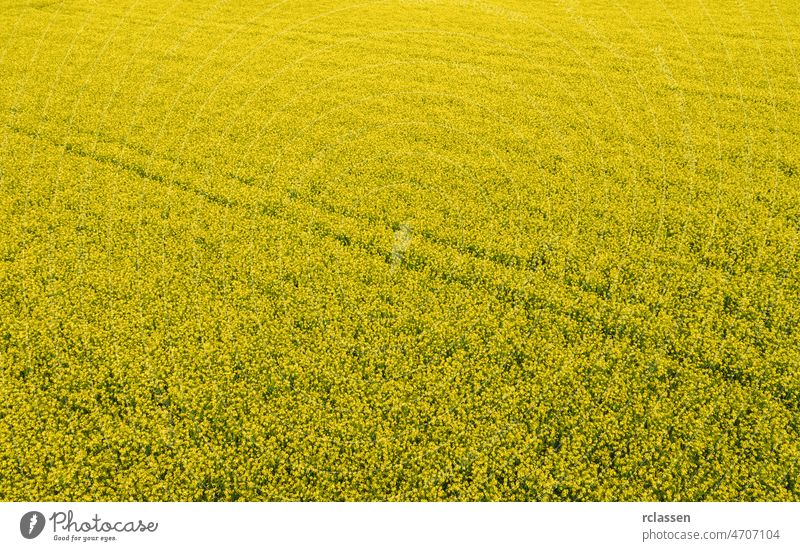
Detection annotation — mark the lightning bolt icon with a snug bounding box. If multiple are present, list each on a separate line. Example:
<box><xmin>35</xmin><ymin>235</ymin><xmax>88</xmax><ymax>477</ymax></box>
<box><xmin>28</xmin><ymin>513</ymin><xmax>38</xmax><ymax>536</ymax></box>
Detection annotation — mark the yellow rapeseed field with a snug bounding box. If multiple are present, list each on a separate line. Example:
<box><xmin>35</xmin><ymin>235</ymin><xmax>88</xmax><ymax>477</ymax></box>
<box><xmin>1</xmin><ymin>0</ymin><xmax>798</xmax><ymax>501</ymax></box>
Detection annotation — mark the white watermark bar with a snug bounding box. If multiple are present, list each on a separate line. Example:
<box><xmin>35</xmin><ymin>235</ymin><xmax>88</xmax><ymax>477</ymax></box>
<box><xmin>1</xmin><ymin>502</ymin><xmax>797</xmax><ymax>550</ymax></box>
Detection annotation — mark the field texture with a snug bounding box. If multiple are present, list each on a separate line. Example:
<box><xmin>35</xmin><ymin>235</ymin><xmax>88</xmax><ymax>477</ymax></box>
<box><xmin>1</xmin><ymin>0</ymin><xmax>799</xmax><ymax>501</ymax></box>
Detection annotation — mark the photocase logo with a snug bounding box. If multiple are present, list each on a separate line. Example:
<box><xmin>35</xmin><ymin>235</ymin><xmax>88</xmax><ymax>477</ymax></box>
<box><xmin>20</xmin><ymin>511</ymin><xmax>45</xmax><ymax>539</ymax></box>
<box><xmin>390</xmin><ymin>223</ymin><xmax>412</xmax><ymax>274</ymax></box>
